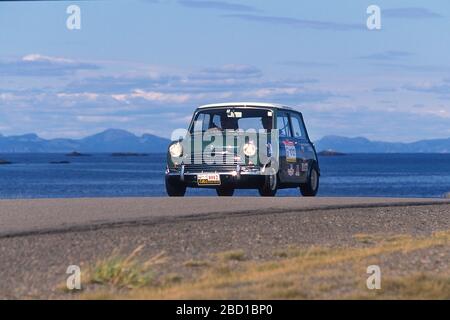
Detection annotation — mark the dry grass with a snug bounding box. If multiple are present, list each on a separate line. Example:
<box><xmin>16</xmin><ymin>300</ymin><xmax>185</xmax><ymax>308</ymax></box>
<box><xmin>216</xmin><ymin>249</ymin><xmax>246</xmax><ymax>262</ymax></box>
<box><xmin>87</xmin><ymin>245</ymin><xmax>166</xmax><ymax>289</ymax></box>
<box><xmin>183</xmin><ymin>259</ymin><xmax>210</xmax><ymax>268</ymax></box>
<box><xmin>81</xmin><ymin>230</ymin><xmax>450</xmax><ymax>300</ymax></box>
<box><xmin>353</xmin><ymin>233</ymin><xmax>381</xmax><ymax>244</ymax></box>
<box><xmin>350</xmin><ymin>273</ymin><xmax>450</xmax><ymax>299</ymax></box>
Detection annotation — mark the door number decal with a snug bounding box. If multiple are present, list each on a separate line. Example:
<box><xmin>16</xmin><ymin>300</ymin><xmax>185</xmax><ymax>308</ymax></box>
<box><xmin>284</xmin><ymin>141</ymin><xmax>297</xmax><ymax>163</ymax></box>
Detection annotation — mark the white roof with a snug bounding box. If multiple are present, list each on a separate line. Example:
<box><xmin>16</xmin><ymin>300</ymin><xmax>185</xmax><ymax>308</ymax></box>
<box><xmin>197</xmin><ymin>102</ymin><xmax>293</xmax><ymax>110</ymax></box>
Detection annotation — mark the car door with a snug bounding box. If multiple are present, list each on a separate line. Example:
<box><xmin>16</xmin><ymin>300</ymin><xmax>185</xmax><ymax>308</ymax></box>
<box><xmin>289</xmin><ymin>112</ymin><xmax>314</xmax><ymax>183</ymax></box>
<box><xmin>276</xmin><ymin>111</ymin><xmax>297</xmax><ymax>183</ymax></box>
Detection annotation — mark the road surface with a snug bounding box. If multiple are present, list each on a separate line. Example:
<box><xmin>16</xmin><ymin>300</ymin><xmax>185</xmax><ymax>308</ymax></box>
<box><xmin>0</xmin><ymin>197</ymin><xmax>449</xmax><ymax>237</ymax></box>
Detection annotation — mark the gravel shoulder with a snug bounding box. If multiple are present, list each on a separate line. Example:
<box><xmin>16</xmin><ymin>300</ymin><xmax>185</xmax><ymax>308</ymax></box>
<box><xmin>0</xmin><ymin>200</ymin><xmax>448</xmax><ymax>299</ymax></box>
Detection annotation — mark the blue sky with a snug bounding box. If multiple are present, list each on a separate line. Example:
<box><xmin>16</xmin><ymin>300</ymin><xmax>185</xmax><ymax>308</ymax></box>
<box><xmin>1</xmin><ymin>0</ymin><xmax>450</xmax><ymax>142</ymax></box>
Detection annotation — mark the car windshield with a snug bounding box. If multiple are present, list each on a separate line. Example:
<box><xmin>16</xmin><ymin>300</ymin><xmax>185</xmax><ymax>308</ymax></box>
<box><xmin>191</xmin><ymin>108</ymin><xmax>273</xmax><ymax>133</ymax></box>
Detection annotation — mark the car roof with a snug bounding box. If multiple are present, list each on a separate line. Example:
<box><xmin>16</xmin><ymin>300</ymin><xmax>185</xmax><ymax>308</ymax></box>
<box><xmin>197</xmin><ymin>102</ymin><xmax>294</xmax><ymax>111</ymax></box>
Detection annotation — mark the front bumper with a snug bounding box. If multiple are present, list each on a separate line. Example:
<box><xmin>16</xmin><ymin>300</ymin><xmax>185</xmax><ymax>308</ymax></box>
<box><xmin>166</xmin><ymin>164</ymin><xmax>265</xmax><ymax>188</ymax></box>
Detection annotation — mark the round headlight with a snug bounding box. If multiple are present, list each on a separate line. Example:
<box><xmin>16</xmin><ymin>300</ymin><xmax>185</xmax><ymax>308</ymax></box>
<box><xmin>243</xmin><ymin>142</ymin><xmax>257</xmax><ymax>157</ymax></box>
<box><xmin>169</xmin><ymin>142</ymin><xmax>183</xmax><ymax>157</ymax></box>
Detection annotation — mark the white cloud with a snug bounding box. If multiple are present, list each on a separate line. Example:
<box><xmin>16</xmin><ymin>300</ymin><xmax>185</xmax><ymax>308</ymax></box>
<box><xmin>246</xmin><ymin>87</ymin><xmax>303</xmax><ymax>98</ymax></box>
<box><xmin>76</xmin><ymin>115</ymin><xmax>132</xmax><ymax>123</ymax></box>
<box><xmin>57</xmin><ymin>92</ymin><xmax>99</xmax><ymax>100</ymax></box>
<box><xmin>22</xmin><ymin>54</ymin><xmax>75</xmax><ymax>64</ymax></box>
<box><xmin>0</xmin><ymin>53</ymin><xmax>100</xmax><ymax>77</ymax></box>
<box><xmin>1</xmin><ymin>54</ymin><xmax>449</xmax><ymax>141</ymax></box>
<box><xmin>113</xmin><ymin>89</ymin><xmax>233</xmax><ymax>104</ymax></box>
<box><xmin>0</xmin><ymin>93</ymin><xmax>16</xmax><ymax>102</ymax></box>
<box><xmin>130</xmin><ymin>89</ymin><xmax>192</xmax><ymax>103</ymax></box>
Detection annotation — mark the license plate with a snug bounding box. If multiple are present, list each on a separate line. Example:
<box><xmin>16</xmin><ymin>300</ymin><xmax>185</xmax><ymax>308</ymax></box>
<box><xmin>197</xmin><ymin>173</ymin><xmax>221</xmax><ymax>186</ymax></box>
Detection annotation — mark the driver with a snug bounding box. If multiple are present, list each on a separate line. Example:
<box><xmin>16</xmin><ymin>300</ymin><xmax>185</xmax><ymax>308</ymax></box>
<box><xmin>221</xmin><ymin>115</ymin><xmax>238</xmax><ymax>130</ymax></box>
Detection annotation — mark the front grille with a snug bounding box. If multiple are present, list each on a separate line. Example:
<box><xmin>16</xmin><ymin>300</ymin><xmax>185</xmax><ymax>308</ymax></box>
<box><xmin>188</xmin><ymin>148</ymin><xmax>245</xmax><ymax>165</ymax></box>
<box><xmin>184</xmin><ymin>164</ymin><xmax>238</xmax><ymax>173</ymax></box>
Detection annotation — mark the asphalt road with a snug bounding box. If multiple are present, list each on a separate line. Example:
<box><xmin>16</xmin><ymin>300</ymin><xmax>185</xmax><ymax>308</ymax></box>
<box><xmin>1</xmin><ymin>197</ymin><xmax>449</xmax><ymax>237</ymax></box>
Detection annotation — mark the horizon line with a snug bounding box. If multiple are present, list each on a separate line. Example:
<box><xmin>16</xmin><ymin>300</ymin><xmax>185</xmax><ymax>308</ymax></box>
<box><xmin>0</xmin><ymin>128</ymin><xmax>449</xmax><ymax>144</ymax></box>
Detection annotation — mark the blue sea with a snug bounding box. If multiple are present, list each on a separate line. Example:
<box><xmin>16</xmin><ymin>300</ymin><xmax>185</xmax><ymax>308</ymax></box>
<box><xmin>0</xmin><ymin>153</ymin><xmax>449</xmax><ymax>199</ymax></box>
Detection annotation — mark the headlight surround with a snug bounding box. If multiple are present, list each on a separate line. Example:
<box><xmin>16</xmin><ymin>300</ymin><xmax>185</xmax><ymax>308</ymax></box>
<box><xmin>243</xmin><ymin>142</ymin><xmax>257</xmax><ymax>157</ymax></box>
<box><xmin>169</xmin><ymin>142</ymin><xmax>183</xmax><ymax>157</ymax></box>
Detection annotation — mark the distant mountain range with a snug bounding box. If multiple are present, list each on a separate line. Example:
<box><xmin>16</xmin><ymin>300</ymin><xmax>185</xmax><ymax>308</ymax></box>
<box><xmin>0</xmin><ymin>129</ymin><xmax>171</xmax><ymax>153</ymax></box>
<box><xmin>315</xmin><ymin>135</ymin><xmax>450</xmax><ymax>153</ymax></box>
<box><xmin>0</xmin><ymin>130</ymin><xmax>449</xmax><ymax>153</ymax></box>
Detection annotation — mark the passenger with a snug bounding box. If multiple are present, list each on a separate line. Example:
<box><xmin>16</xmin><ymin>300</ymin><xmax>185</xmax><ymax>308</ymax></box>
<box><xmin>221</xmin><ymin>116</ymin><xmax>238</xmax><ymax>130</ymax></box>
<box><xmin>207</xmin><ymin>114</ymin><xmax>222</xmax><ymax>132</ymax></box>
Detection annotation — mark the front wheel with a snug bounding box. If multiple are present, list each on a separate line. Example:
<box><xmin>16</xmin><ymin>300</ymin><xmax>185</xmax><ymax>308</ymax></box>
<box><xmin>165</xmin><ymin>176</ymin><xmax>186</xmax><ymax>197</ymax></box>
<box><xmin>258</xmin><ymin>173</ymin><xmax>278</xmax><ymax>197</ymax></box>
<box><xmin>300</xmin><ymin>165</ymin><xmax>319</xmax><ymax>197</ymax></box>
<box><xmin>216</xmin><ymin>187</ymin><xmax>234</xmax><ymax>197</ymax></box>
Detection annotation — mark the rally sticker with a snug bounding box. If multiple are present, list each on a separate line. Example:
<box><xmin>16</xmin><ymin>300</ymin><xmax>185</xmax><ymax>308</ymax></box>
<box><xmin>284</xmin><ymin>141</ymin><xmax>297</xmax><ymax>163</ymax></box>
<box><xmin>301</xmin><ymin>162</ymin><xmax>309</xmax><ymax>172</ymax></box>
<box><xmin>287</xmin><ymin>164</ymin><xmax>295</xmax><ymax>176</ymax></box>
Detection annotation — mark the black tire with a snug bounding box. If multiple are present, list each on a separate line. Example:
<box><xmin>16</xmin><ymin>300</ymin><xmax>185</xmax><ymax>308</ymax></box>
<box><xmin>216</xmin><ymin>187</ymin><xmax>234</xmax><ymax>197</ymax></box>
<box><xmin>300</xmin><ymin>164</ymin><xmax>319</xmax><ymax>197</ymax></box>
<box><xmin>258</xmin><ymin>173</ymin><xmax>278</xmax><ymax>197</ymax></box>
<box><xmin>165</xmin><ymin>177</ymin><xmax>186</xmax><ymax>197</ymax></box>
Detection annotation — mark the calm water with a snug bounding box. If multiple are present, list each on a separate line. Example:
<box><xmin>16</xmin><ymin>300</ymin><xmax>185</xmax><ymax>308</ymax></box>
<box><xmin>0</xmin><ymin>153</ymin><xmax>449</xmax><ymax>199</ymax></box>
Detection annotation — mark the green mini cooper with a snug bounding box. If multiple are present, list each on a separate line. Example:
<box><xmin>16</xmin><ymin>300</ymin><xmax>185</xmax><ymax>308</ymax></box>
<box><xmin>165</xmin><ymin>102</ymin><xmax>320</xmax><ymax>197</ymax></box>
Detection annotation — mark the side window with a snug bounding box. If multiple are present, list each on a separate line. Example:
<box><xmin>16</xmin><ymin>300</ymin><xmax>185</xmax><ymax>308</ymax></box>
<box><xmin>276</xmin><ymin>113</ymin><xmax>292</xmax><ymax>137</ymax></box>
<box><xmin>290</xmin><ymin>113</ymin><xmax>306</xmax><ymax>139</ymax></box>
